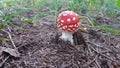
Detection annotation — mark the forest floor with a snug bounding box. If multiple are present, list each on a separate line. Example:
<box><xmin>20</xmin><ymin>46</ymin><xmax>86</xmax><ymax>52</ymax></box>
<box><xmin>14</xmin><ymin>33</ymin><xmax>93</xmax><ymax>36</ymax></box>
<box><xmin>0</xmin><ymin>11</ymin><xmax>120</xmax><ymax>68</ymax></box>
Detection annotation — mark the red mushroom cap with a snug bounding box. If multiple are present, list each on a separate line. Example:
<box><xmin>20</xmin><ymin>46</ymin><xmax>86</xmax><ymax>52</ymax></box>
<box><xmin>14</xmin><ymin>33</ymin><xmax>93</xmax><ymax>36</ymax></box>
<box><xmin>57</xmin><ymin>11</ymin><xmax>80</xmax><ymax>32</ymax></box>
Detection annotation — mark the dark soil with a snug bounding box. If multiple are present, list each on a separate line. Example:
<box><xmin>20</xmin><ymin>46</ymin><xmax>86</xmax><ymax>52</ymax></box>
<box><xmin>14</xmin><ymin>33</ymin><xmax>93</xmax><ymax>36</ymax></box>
<box><xmin>0</xmin><ymin>14</ymin><xmax>120</xmax><ymax>68</ymax></box>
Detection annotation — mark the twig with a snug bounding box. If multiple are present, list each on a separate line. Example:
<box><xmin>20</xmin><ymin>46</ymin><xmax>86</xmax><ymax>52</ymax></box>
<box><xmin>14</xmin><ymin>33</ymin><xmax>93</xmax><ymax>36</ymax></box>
<box><xmin>86</xmin><ymin>17</ymin><xmax>94</xmax><ymax>27</ymax></box>
<box><xmin>78</xmin><ymin>15</ymin><xmax>94</xmax><ymax>26</ymax></box>
<box><xmin>87</xmin><ymin>43</ymin><xmax>93</xmax><ymax>56</ymax></box>
<box><xmin>95</xmin><ymin>59</ymin><xmax>101</xmax><ymax>68</ymax></box>
<box><xmin>1</xmin><ymin>29</ymin><xmax>16</xmax><ymax>49</ymax></box>
<box><xmin>87</xmin><ymin>41</ymin><xmax>104</xmax><ymax>48</ymax></box>
<box><xmin>0</xmin><ymin>56</ymin><xmax>10</xmax><ymax>67</ymax></box>
<box><xmin>87</xmin><ymin>41</ymin><xmax>111</xmax><ymax>52</ymax></box>
<box><xmin>91</xmin><ymin>47</ymin><xmax>118</xmax><ymax>64</ymax></box>
<box><xmin>83</xmin><ymin>55</ymin><xmax>99</xmax><ymax>67</ymax></box>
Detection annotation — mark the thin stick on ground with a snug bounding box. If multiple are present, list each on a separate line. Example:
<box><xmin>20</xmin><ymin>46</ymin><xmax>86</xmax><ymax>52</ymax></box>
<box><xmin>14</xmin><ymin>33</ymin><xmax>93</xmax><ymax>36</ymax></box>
<box><xmin>91</xmin><ymin>46</ymin><xmax>118</xmax><ymax>65</ymax></box>
<box><xmin>95</xmin><ymin>59</ymin><xmax>101</xmax><ymax>68</ymax></box>
<box><xmin>83</xmin><ymin>55</ymin><xmax>99</xmax><ymax>67</ymax></box>
<box><xmin>1</xmin><ymin>29</ymin><xmax>16</xmax><ymax>49</ymax></box>
<box><xmin>0</xmin><ymin>56</ymin><xmax>10</xmax><ymax>67</ymax></box>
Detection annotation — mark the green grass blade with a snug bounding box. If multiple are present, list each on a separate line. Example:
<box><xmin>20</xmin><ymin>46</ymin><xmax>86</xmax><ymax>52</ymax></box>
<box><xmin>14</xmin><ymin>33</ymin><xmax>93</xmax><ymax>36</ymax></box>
<box><xmin>0</xmin><ymin>38</ymin><xmax>8</xmax><ymax>40</ymax></box>
<box><xmin>117</xmin><ymin>0</ymin><xmax>120</xmax><ymax>8</ymax></box>
<box><xmin>94</xmin><ymin>26</ymin><xmax>120</xmax><ymax>34</ymax></box>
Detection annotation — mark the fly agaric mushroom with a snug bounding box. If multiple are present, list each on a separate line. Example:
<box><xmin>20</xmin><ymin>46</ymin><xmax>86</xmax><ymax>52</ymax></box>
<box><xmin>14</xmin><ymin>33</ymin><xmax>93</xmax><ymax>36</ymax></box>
<box><xmin>57</xmin><ymin>11</ymin><xmax>80</xmax><ymax>44</ymax></box>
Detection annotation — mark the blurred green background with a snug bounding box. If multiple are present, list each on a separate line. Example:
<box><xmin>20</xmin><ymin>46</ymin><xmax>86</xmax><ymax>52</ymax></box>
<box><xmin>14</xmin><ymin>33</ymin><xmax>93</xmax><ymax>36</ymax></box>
<box><xmin>0</xmin><ymin>0</ymin><xmax>120</xmax><ymax>34</ymax></box>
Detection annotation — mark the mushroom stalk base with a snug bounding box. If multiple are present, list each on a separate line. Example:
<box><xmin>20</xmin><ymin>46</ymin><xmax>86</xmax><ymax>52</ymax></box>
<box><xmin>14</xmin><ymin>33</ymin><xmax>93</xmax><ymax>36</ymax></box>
<box><xmin>60</xmin><ymin>31</ymin><xmax>74</xmax><ymax>44</ymax></box>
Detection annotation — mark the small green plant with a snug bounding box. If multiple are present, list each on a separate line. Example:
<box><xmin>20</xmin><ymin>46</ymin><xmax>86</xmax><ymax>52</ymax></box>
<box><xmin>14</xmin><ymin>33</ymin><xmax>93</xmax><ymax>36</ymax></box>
<box><xmin>0</xmin><ymin>8</ymin><xmax>28</xmax><ymax>29</ymax></box>
<box><xmin>0</xmin><ymin>0</ymin><xmax>29</xmax><ymax>29</ymax></box>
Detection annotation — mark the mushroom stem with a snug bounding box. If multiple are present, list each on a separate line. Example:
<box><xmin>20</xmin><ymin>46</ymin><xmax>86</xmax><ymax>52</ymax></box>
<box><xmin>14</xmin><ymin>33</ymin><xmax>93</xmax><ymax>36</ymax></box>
<box><xmin>60</xmin><ymin>31</ymin><xmax>74</xmax><ymax>44</ymax></box>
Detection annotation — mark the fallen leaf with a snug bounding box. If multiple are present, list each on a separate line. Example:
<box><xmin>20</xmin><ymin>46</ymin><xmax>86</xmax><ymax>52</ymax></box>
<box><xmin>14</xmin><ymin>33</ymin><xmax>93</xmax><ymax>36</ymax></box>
<box><xmin>0</xmin><ymin>47</ymin><xmax>20</xmax><ymax>57</ymax></box>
